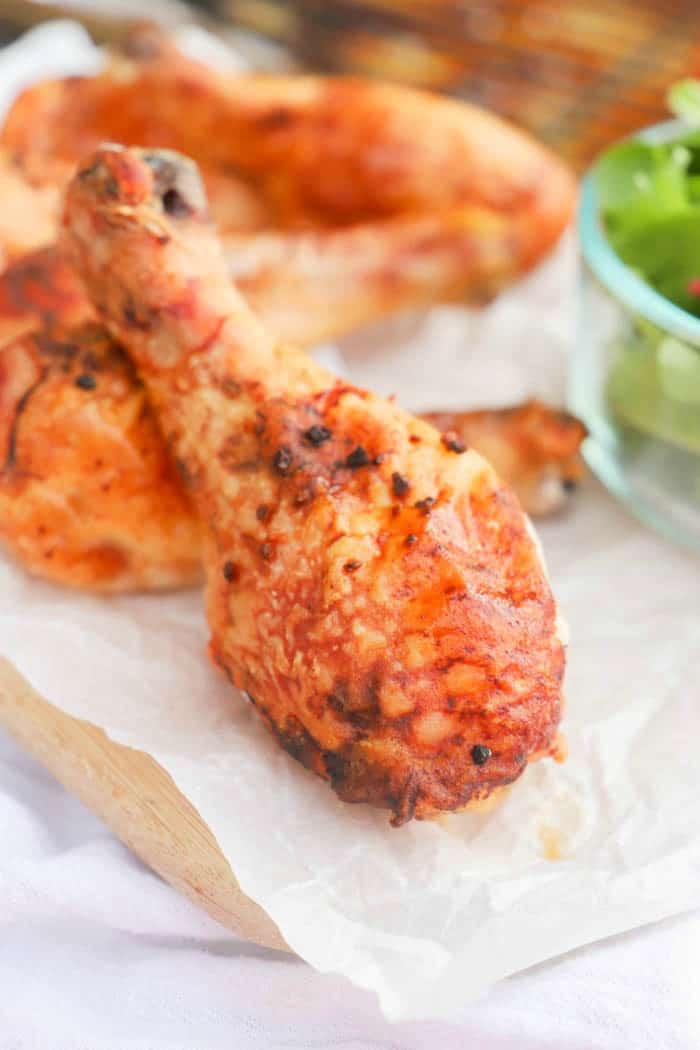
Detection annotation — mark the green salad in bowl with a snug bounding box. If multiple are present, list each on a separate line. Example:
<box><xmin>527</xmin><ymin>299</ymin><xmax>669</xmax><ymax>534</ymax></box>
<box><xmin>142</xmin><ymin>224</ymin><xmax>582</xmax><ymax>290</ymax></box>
<box><xmin>595</xmin><ymin>81</ymin><xmax>700</xmax><ymax>456</ymax></box>
<box><xmin>574</xmin><ymin>80</ymin><xmax>700</xmax><ymax>551</ymax></box>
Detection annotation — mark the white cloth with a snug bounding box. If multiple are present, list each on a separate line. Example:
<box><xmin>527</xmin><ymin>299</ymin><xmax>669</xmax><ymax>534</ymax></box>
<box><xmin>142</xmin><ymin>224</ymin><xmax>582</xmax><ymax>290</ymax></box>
<box><xmin>1</xmin><ymin>729</ymin><xmax>698</xmax><ymax>1048</ymax></box>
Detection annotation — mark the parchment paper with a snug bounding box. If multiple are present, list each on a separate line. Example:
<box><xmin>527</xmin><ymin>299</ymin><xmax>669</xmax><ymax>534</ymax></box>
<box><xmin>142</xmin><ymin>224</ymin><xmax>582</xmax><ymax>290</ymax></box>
<box><xmin>1</xmin><ymin>21</ymin><xmax>699</xmax><ymax>1022</ymax></box>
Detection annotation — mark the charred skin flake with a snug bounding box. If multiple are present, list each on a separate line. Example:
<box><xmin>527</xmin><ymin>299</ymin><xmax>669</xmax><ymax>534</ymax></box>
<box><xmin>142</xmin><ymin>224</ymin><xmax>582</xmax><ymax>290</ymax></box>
<box><xmin>414</xmin><ymin>496</ymin><xmax>435</xmax><ymax>514</ymax></box>
<box><xmin>441</xmin><ymin>431</ymin><xmax>466</xmax><ymax>453</ymax></box>
<box><xmin>303</xmin><ymin>424</ymin><xmax>331</xmax><ymax>446</ymax></box>
<box><xmin>272</xmin><ymin>446</ymin><xmax>293</xmax><ymax>475</ymax></box>
<box><xmin>222</xmin><ymin>560</ymin><xmax>239</xmax><ymax>582</ymax></box>
<box><xmin>392</xmin><ymin>472</ymin><xmax>410</xmax><ymax>497</ymax></box>
<box><xmin>471</xmin><ymin>744</ymin><xmax>492</xmax><ymax>765</ymax></box>
<box><xmin>346</xmin><ymin>445</ymin><xmax>371</xmax><ymax>469</ymax></box>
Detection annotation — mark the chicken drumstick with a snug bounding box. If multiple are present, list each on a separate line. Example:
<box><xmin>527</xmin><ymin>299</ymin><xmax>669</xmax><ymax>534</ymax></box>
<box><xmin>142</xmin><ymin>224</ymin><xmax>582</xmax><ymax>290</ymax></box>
<box><xmin>64</xmin><ymin>144</ymin><xmax>565</xmax><ymax>823</ymax></box>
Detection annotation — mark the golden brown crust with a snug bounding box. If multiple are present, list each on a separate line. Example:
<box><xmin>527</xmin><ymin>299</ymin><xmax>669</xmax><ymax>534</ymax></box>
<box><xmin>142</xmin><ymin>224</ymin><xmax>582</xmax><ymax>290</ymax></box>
<box><xmin>63</xmin><ymin>144</ymin><xmax>565</xmax><ymax>823</ymax></box>
<box><xmin>0</xmin><ymin>323</ymin><xmax>201</xmax><ymax>591</ymax></box>
<box><xmin>423</xmin><ymin>401</ymin><xmax>587</xmax><ymax>517</ymax></box>
<box><xmin>0</xmin><ymin>249</ymin><xmax>584</xmax><ymax>592</ymax></box>
<box><xmin>2</xmin><ymin>27</ymin><xmax>574</xmax><ymax>229</ymax></box>
<box><xmin>0</xmin><ymin>245</ymin><xmax>89</xmax><ymax>343</ymax></box>
<box><xmin>0</xmin><ymin>26</ymin><xmax>575</xmax><ymax>343</ymax></box>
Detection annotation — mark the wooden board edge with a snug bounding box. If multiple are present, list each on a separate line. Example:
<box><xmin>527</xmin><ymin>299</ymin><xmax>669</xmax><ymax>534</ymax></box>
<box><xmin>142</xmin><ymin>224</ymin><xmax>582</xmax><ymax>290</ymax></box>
<box><xmin>0</xmin><ymin>655</ymin><xmax>290</xmax><ymax>954</ymax></box>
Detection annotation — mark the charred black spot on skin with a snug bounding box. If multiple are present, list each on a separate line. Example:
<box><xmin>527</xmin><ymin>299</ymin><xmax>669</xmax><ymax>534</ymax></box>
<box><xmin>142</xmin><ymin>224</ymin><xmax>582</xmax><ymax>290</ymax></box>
<box><xmin>346</xmin><ymin>446</ymin><xmax>371</xmax><ymax>469</ymax></box>
<box><xmin>471</xmin><ymin>744</ymin><xmax>492</xmax><ymax>766</ymax></box>
<box><xmin>272</xmin><ymin>446</ymin><xmax>293</xmax><ymax>475</ymax></box>
<box><xmin>74</xmin><ymin>373</ymin><xmax>96</xmax><ymax>390</ymax></box>
<box><xmin>562</xmin><ymin>478</ymin><xmax>578</xmax><ymax>493</ymax></box>
<box><xmin>2</xmin><ymin>368</ymin><xmax>48</xmax><ymax>474</ymax></box>
<box><xmin>142</xmin><ymin>152</ymin><xmax>206</xmax><ymax>219</ymax></box>
<box><xmin>222</xmin><ymin>560</ymin><xmax>239</xmax><ymax>582</ymax></box>
<box><xmin>405</xmin><ymin>533</ymin><xmax>418</xmax><ymax>546</ymax></box>
<box><xmin>162</xmin><ymin>187</ymin><xmax>192</xmax><ymax>218</ymax></box>
<box><xmin>392</xmin><ymin>472</ymin><xmax>410</xmax><ymax>498</ymax></box>
<box><xmin>303</xmin><ymin>424</ymin><xmax>331</xmax><ymax>446</ymax></box>
<box><xmin>414</xmin><ymin>496</ymin><xmax>435</xmax><ymax>515</ymax></box>
<box><xmin>256</xmin><ymin>504</ymin><xmax>270</xmax><ymax>522</ymax></box>
<box><xmin>441</xmin><ymin>431</ymin><xmax>466</xmax><ymax>454</ymax></box>
<box><xmin>343</xmin><ymin>559</ymin><xmax>362</xmax><ymax>573</ymax></box>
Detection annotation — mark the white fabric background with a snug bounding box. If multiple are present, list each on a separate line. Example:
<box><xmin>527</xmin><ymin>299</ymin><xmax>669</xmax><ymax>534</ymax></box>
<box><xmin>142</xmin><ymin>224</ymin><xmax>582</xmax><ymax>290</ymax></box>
<box><xmin>2</xmin><ymin>727</ymin><xmax>699</xmax><ymax>1048</ymax></box>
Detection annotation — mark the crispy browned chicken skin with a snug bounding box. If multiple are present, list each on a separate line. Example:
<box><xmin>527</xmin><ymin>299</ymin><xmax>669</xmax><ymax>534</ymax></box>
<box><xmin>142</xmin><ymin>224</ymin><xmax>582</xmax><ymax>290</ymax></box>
<box><xmin>0</xmin><ymin>247</ymin><xmax>584</xmax><ymax>592</ymax></box>
<box><xmin>0</xmin><ymin>321</ymin><xmax>202</xmax><ymax>590</ymax></box>
<box><xmin>423</xmin><ymin>402</ymin><xmax>586</xmax><ymax>517</ymax></box>
<box><xmin>63</xmin><ymin>144</ymin><xmax>565</xmax><ymax>823</ymax></box>
<box><xmin>0</xmin><ymin>25</ymin><xmax>575</xmax><ymax>345</ymax></box>
<box><xmin>0</xmin><ymin>27</ymin><xmax>578</xmax><ymax>593</ymax></box>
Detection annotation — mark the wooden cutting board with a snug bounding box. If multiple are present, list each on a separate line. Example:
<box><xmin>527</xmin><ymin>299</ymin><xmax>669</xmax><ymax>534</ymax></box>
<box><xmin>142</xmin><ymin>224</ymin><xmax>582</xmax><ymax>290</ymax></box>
<box><xmin>0</xmin><ymin>655</ymin><xmax>289</xmax><ymax>953</ymax></box>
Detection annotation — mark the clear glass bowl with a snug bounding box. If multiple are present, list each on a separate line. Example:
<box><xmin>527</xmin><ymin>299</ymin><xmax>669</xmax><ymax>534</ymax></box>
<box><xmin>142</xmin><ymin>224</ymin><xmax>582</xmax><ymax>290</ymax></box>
<box><xmin>572</xmin><ymin>118</ymin><xmax>700</xmax><ymax>554</ymax></box>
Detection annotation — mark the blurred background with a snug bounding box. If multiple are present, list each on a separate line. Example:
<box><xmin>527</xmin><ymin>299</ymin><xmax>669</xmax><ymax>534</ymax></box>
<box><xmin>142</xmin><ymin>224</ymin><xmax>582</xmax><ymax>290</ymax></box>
<box><xmin>1</xmin><ymin>0</ymin><xmax>699</xmax><ymax>169</ymax></box>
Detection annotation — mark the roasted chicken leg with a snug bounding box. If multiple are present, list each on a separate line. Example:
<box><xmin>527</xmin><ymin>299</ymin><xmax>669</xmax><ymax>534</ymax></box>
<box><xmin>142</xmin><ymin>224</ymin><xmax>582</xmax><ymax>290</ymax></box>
<box><xmin>0</xmin><ymin>247</ymin><xmax>584</xmax><ymax>592</ymax></box>
<box><xmin>63</xmin><ymin>144</ymin><xmax>565</xmax><ymax>823</ymax></box>
<box><xmin>0</xmin><ymin>25</ymin><xmax>575</xmax><ymax>345</ymax></box>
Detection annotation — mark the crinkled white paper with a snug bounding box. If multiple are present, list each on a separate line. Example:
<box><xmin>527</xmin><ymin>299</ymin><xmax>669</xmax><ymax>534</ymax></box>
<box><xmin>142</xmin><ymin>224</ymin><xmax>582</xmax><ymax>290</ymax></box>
<box><xmin>2</xmin><ymin>21</ymin><xmax>700</xmax><ymax>1022</ymax></box>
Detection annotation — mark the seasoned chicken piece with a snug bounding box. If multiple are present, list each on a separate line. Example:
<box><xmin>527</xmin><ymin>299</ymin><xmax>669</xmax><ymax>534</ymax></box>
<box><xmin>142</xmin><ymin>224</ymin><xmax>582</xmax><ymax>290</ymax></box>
<box><xmin>423</xmin><ymin>402</ymin><xmax>587</xmax><ymax>517</ymax></box>
<box><xmin>0</xmin><ymin>248</ymin><xmax>584</xmax><ymax>592</ymax></box>
<box><xmin>63</xmin><ymin>144</ymin><xmax>565</xmax><ymax>823</ymax></box>
<box><xmin>0</xmin><ymin>323</ymin><xmax>201</xmax><ymax>591</ymax></box>
<box><xmin>0</xmin><ymin>25</ymin><xmax>575</xmax><ymax>344</ymax></box>
<box><xmin>0</xmin><ymin>246</ymin><xmax>89</xmax><ymax>345</ymax></box>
